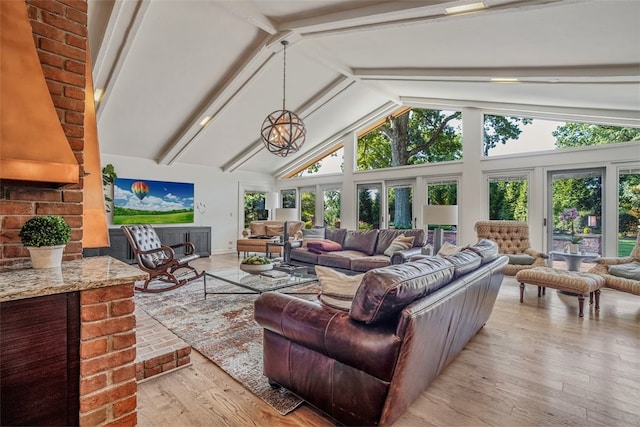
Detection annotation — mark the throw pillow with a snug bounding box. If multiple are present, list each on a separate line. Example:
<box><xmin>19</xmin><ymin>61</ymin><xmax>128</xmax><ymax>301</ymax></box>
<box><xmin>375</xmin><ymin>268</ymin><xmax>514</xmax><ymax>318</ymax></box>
<box><xmin>316</xmin><ymin>266</ymin><xmax>364</xmax><ymax>311</ymax></box>
<box><xmin>265</xmin><ymin>225</ymin><xmax>284</xmax><ymax>236</ymax></box>
<box><xmin>507</xmin><ymin>253</ymin><xmax>536</xmax><ymax>265</ymax></box>
<box><xmin>383</xmin><ymin>234</ymin><xmax>415</xmax><ymax>257</ymax></box>
<box><xmin>302</xmin><ymin>228</ymin><xmax>325</xmax><ymax>238</ymax></box>
<box><xmin>437</xmin><ymin>241</ymin><xmax>463</xmax><ymax>256</ymax></box>
<box><xmin>307</xmin><ymin>239</ymin><xmax>342</xmax><ymax>254</ymax></box>
<box><xmin>249</xmin><ymin>222</ymin><xmax>266</xmax><ymax>236</ymax></box>
<box><xmin>608</xmin><ymin>261</ymin><xmax>640</xmax><ymax>280</ymax></box>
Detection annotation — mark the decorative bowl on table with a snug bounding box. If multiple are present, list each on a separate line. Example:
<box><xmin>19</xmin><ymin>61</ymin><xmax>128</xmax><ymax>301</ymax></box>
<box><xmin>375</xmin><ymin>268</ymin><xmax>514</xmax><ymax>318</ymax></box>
<box><xmin>239</xmin><ymin>256</ymin><xmax>273</xmax><ymax>274</ymax></box>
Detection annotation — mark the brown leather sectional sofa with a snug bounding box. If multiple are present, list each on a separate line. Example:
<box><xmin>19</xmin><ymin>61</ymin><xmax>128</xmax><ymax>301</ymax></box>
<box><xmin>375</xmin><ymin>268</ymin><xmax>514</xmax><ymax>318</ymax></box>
<box><xmin>255</xmin><ymin>239</ymin><xmax>508</xmax><ymax>426</ymax></box>
<box><xmin>290</xmin><ymin>228</ymin><xmax>427</xmax><ymax>273</ymax></box>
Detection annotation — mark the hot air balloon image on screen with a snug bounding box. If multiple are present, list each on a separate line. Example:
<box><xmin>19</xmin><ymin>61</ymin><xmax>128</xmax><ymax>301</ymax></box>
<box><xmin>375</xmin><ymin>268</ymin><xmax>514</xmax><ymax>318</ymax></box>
<box><xmin>113</xmin><ymin>177</ymin><xmax>194</xmax><ymax>224</ymax></box>
<box><xmin>131</xmin><ymin>181</ymin><xmax>149</xmax><ymax>200</ymax></box>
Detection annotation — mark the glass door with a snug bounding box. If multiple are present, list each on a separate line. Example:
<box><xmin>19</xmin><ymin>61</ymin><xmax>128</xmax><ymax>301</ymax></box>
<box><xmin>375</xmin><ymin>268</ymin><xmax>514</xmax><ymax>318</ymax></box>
<box><xmin>386</xmin><ymin>181</ymin><xmax>414</xmax><ymax>229</ymax></box>
<box><xmin>357</xmin><ymin>183</ymin><xmax>382</xmax><ymax>229</ymax></box>
<box><xmin>548</xmin><ymin>168</ymin><xmax>603</xmax><ymax>271</ymax></box>
<box><xmin>618</xmin><ymin>167</ymin><xmax>640</xmax><ymax>256</ymax></box>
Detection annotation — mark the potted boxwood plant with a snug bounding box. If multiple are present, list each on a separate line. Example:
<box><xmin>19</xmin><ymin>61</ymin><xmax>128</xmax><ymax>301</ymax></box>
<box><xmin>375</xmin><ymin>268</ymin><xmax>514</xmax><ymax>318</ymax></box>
<box><xmin>20</xmin><ymin>215</ymin><xmax>71</xmax><ymax>268</ymax></box>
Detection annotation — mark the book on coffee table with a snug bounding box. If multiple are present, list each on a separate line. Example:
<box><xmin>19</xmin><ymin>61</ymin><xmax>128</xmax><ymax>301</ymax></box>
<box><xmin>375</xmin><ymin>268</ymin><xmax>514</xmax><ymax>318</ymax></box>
<box><xmin>260</xmin><ymin>270</ymin><xmax>289</xmax><ymax>279</ymax></box>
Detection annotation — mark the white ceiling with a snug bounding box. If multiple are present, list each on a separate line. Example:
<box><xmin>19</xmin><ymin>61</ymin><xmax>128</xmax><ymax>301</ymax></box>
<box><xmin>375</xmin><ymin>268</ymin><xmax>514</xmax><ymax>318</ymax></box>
<box><xmin>88</xmin><ymin>0</ymin><xmax>640</xmax><ymax>176</ymax></box>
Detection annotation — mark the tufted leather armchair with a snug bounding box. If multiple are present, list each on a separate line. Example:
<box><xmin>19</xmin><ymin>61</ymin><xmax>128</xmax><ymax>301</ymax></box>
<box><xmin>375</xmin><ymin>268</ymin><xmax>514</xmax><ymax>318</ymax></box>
<box><xmin>121</xmin><ymin>224</ymin><xmax>204</xmax><ymax>292</ymax></box>
<box><xmin>588</xmin><ymin>232</ymin><xmax>640</xmax><ymax>295</ymax></box>
<box><xmin>474</xmin><ymin>220</ymin><xmax>547</xmax><ymax>276</ymax></box>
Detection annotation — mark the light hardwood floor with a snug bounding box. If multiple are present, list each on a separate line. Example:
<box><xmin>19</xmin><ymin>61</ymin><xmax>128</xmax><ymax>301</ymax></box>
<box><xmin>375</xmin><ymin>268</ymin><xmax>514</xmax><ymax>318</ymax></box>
<box><xmin>137</xmin><ymin>254</ymin><xmax>640</xmax><ymax>426</ymax></box>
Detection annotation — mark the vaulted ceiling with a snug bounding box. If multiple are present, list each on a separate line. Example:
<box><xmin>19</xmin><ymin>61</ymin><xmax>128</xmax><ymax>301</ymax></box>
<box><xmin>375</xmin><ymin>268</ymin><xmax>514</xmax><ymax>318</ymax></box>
<box><xmin>88</xmin><ymin>0</ymin><xmax>640</xmax><ymax>176</ymax></box>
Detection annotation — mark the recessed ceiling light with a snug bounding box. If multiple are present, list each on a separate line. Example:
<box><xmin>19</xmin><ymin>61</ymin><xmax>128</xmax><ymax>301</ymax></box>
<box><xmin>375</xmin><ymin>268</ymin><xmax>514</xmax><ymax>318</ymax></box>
<box><xmin>199</xmin><ymin>116</ymin><xmax>212</xmax><ymax>127</ymax></box>
<box><xmin>445</xmin><ymin>2</ymin><xmax>486</xmax><ymax>15</ymax></box>
<box><xmin>94</xmin><ymin>88</ymin><xmax>104</xmax><ymax>103</ymax></box>
<box><xmin>490</xmin><ymin>77</ymin><xmax>520</xmax><ymax>83</ymax></box>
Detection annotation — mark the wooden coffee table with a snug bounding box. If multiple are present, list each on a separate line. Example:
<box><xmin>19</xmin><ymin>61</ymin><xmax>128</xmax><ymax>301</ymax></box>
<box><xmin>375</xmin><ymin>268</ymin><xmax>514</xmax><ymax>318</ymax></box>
<box><xmin>203</xmin><ymin>267</ymin><xmax>316</xmax><ymax>298</ymax></box>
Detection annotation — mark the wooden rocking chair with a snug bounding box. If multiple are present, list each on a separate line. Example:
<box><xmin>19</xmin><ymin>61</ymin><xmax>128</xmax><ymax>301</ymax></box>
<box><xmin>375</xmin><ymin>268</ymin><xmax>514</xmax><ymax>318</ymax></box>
<box><xmin>121</xmin><ymin>224</ymin><xmax>205</xmax><ymax>293</ymax></box>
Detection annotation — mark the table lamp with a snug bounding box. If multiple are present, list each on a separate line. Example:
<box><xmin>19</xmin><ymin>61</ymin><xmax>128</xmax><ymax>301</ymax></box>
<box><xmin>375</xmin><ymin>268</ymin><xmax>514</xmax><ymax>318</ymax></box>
<box><xmin>275</xmin><ymin>208</ymin><xmax>298</xmax><ymax>264</ymax></box>
<box><xmin>422</xmin><ymin>204</ymin><xmax>458</xmax><ymax>254</ymax></box>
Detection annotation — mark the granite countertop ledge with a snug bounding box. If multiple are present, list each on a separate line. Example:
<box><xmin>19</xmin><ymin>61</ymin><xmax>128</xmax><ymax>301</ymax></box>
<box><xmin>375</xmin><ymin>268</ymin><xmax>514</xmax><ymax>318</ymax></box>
<box><xmin>0</xmin><ymin>256</ymin><xmax>148</xmax><ymax>302</ymax></box>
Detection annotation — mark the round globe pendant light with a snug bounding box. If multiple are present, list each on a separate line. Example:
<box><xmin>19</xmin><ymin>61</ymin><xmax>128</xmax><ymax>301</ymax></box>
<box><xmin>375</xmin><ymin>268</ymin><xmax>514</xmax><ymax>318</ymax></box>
<box><xmin>261</xmin><ymin>40</ymin><xmax>306</xmax><ymax>157</ymax></box>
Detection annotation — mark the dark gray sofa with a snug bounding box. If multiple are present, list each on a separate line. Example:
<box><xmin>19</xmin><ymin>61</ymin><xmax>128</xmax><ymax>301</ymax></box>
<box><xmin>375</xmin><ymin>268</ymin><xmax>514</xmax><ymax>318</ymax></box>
<box><xmin>290</xmin><ymin>228</ymin><xmax>426</xmax><ymax>273</ymax></box>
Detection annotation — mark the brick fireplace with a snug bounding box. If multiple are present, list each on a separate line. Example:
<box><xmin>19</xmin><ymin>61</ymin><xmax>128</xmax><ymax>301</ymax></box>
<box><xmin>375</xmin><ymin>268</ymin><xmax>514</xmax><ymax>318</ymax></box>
<box><xmin>0</xmin><ymin>1</ymin><xmax>138</xmax><ymax>425</ymax></box>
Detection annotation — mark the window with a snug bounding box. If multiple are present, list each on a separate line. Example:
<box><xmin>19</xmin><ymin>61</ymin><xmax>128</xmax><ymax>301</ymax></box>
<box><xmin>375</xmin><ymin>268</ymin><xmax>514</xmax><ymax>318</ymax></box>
<box><xmin>243</xmin><ymin>191</ymin><xmax>267</xmax><ymax>228</ymax></box>
<box><xmin>619</xmin><ymin>168</ymin><xmax>640</xmax><ymax>256</ymax></box>
<box><xmin>356</xmin><ymin>108</ymin><xmax>462</xmax><ymax>171</ymax></box>
<box><xmin>292</xmin><ymin>147</ymin><xmax>344</xmax><ymax>177</ymax></box>
<box><xmin>484</xmin><ymin>115</ymin><xmax>640</xmax><ymax>157</ymax></box>
<box><xmin>300</xmin><ymin>187</ymin><xmax>316</xmax><ymax>227</ymax></box>
<box><xmin>323</xmin><ymin>187</ymin><xmax>341</xmax><ymax>228</ymax></box>
<box><xmin>488</xmin><ymin>175</ymin><xmax>529</xmax><ymax>221</ymax></box>
<box><xmin>387</xmin><ymin>182</ymin><xmax>413</xmax><ymax>229</ymax></box>
<box><xmin>426</xmin><ymin>179</ymin><xmax>458</xmax><ymax>205</ymax></box>
<box><xmin>357</xmin><ymin>183</ymin><xmax>382</xmax><ymax>230</ymax></box>
<box><xmin>281</xmin><ymin>189</ymin><xmax>296</xmax><ymax>208</ymax></box>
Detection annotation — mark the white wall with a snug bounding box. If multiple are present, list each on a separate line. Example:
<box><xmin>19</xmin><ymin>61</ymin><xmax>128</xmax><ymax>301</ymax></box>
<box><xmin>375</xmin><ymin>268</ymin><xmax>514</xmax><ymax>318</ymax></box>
<box><xmin>102</xmin><ymin>154</ymin><xmax>274</xmax><ymax>254</ymax></box>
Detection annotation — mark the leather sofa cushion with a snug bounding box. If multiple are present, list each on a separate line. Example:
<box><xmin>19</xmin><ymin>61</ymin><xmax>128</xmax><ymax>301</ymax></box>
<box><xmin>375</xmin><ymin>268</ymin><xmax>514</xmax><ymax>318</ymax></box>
<box><xmin>350</xmin><ymin>257</ymin><xmax>454</xmax><ymax>324</ymax></box>
<box><xmin>350</xmin><ymin>255</ymin><xmax>392</xmax><ymax>272</ymax></box>
<box><xmin>466</xmin><ymin>239</ymin><xmax>499</xmax><ymax>264</ymax></box>
<box><xmin>343</xmin><ymin>229</ymin><xmax>379</xmax><ymax>256</ymax></box>
<box><xmin>290</xmin><ymin>247</ymin><xmax>319</xmax><ymax>264</ymax></box>
<box><xmin>325</xmin><ymin>228</ymin><xmax>348</xmax><ymax>246</ymax></box>
<box><xmin>438</xmin><ymin>250</ymin><xmax>482</xmax><ymax>280</ymax></box>
<box><xmin>318</xmin><ymin>250</ymin><xmax>364</xmax><ymax>270</ymax></box>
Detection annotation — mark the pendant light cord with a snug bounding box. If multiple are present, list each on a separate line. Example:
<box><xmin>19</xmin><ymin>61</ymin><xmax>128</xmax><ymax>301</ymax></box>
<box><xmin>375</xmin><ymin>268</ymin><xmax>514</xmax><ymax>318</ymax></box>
<box><xmin>282</xmin><ymin>41</ymin><xmax>287</xmax><ymax>111</ymax></box>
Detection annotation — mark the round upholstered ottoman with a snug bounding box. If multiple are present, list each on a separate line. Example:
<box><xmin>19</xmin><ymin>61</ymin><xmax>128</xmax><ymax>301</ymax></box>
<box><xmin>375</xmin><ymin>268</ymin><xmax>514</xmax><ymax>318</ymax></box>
<box><xmin>515</xmin><ymin>267</ymin><xmax>605</xmax><ymax>317</ymax></box>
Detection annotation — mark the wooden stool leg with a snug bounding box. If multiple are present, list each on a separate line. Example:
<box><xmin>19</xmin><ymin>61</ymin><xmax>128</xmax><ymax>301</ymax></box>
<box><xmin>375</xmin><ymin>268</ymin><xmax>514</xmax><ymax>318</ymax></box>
<box><xmin>542</xmin><ymin>287</ymin><xmax>546</xmax><ymax>295</ymax></box>
<box><xmin>595</xmin><ymin>289</ymin><xmax>601</xmax><ymax>310</ymax></box>
<box><xmin>519</xmin><ymin>282</ymin><xmax>525</xmax><ymax>303</ymax></box>
<box><xmin>589</xmin><ymin>291</ymin><xmax>594</xmax><ymax>305</ymax></box>
<box><xmin>537</xmin><ymin>286</ymin><xmax>541</xmax><ymax>297</ymax></box>
<box><xmin>578</xmin><ymin>294</ymin><xmax>585</xmax><ymax>317</ymax></box>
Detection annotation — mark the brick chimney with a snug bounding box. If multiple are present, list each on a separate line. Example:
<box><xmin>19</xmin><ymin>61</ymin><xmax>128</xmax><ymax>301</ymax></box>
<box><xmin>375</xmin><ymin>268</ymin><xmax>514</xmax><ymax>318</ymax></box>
<box><xmin>0</xmin><ymin>0</ymin><xmax>85</xmax><ymax>266</ymax></box>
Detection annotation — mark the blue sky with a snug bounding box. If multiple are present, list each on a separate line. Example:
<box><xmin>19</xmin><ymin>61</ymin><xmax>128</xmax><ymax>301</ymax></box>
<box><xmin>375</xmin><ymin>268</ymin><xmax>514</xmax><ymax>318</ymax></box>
<box><xmin>114</xmin><ymin>178</ymin><xmax>194</xmax><ymax>211</ymax></box>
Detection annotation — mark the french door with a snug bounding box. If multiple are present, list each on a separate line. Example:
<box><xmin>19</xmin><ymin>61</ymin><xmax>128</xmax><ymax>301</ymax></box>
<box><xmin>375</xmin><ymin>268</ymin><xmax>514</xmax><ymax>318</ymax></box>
<box><xmin>547</xmin><ymin>168</ymin><xmax>603</xmax><ymax>270</ymax></box>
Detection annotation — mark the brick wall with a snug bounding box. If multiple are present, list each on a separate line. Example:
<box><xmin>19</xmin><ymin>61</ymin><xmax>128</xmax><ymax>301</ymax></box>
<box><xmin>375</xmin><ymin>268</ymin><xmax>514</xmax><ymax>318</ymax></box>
<box><xmin>0</xmin><ymin>2</ymin><xmax>137</xmax><ymax>426</ymax></box>
<box><xmin>0</xmin><ymin>0</ymin><xmax>86</xmax><ymax>267</ymax></box>
<box><xmin>79</xmin><ymin>284</ymin><xmax>137</xmax><ymax>426</ymax></box>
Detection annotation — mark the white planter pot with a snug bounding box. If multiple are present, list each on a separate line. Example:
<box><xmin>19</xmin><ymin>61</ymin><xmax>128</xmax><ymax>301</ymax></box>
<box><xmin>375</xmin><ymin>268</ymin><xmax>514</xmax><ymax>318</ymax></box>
<box><xmin>568</xmin><ymin>243</ymin><xmax>579</xmax><ymax>254</ymax></box>
<box><xmin>27</xmin><ymin>245</ymin><xmax>65</xmax><ymax>268</ymax></box>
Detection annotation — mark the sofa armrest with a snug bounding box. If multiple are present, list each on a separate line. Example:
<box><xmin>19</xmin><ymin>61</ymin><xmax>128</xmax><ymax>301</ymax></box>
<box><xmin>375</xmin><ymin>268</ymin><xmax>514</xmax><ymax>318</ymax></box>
<box><xmin>390</xmin><ymin>246</ymin><xmax>424</xmax><ymax>264</ymax></box>
<box><xmin>595</xmin><ymin>256</ymin><xmax>634</xmax><ymax>266</ymax></box>
<box><xmin>524</xmin><ymin>248</ymin><xmax>548</xmax><ymax>259</ymax></box>
<box><xmin>255</xmin><ymin>292</ymin><xmax>401</xmax><ymax>380</ymax></box>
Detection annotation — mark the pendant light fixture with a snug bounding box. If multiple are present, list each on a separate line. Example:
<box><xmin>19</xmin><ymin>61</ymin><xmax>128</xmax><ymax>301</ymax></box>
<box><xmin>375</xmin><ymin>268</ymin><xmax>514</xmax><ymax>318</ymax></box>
<box><xmin>260</xmin><ymin>40</ymin><xmax>306</xmax><ymax>157</ymax></box>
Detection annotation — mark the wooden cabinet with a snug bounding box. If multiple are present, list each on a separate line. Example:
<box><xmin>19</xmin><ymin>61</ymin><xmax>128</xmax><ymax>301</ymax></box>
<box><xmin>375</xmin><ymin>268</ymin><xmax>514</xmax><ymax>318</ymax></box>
<box><xmin>184</xmin><ymin>227</ymin><xmax>212</xmax><ymax>257</ymax></box>
<box><xmin>83</xmin><ymin>226</ymin><xmax>211</xmax><ymax>262</ymax></box>
<box><xmin>0</xmin><ymin>293</ymin><xmax>80</xmax><ymax>426</ymax></box>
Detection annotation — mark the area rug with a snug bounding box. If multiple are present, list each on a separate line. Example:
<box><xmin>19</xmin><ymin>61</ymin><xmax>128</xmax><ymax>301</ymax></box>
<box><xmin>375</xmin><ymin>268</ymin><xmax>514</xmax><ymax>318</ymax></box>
<box><xmin>134</xmin><ymin>276</ymin><xmax>319</xmax><ymax>415</ymax></box>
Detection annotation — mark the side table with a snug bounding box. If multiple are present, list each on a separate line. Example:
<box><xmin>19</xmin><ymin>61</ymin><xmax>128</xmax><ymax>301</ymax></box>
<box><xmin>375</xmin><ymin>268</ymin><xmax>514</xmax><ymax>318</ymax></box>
<box><xmin>549</xmin><ymin>250</ymin><xmax>600</xmax><ymax>271</ymax></box>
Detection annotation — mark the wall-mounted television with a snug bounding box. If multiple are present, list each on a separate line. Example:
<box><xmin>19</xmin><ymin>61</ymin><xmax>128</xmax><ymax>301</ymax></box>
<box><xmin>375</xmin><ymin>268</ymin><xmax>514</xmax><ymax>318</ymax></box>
<box><xmin>113</xmin><ymin>178</ymin><xmax>194</xmax><ymax>224</ymax></box>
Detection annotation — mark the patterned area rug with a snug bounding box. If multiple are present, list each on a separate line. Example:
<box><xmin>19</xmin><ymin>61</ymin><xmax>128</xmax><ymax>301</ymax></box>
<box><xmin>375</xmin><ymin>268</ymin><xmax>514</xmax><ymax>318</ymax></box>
<box><xmin>134</xmin><ymin>276</ymin><xmax>319</xmax><ymax>415</ymax></box>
